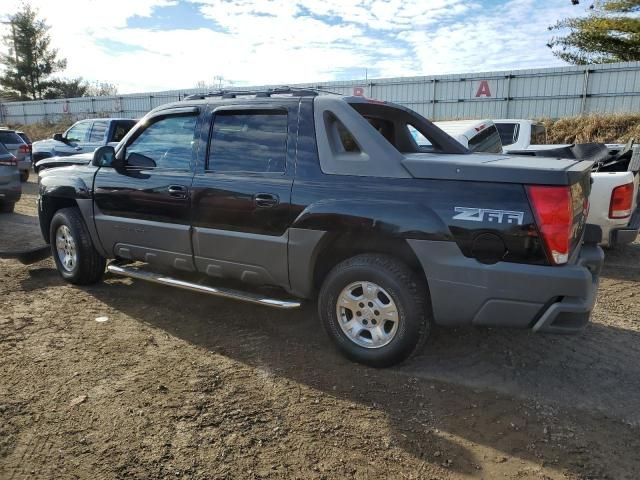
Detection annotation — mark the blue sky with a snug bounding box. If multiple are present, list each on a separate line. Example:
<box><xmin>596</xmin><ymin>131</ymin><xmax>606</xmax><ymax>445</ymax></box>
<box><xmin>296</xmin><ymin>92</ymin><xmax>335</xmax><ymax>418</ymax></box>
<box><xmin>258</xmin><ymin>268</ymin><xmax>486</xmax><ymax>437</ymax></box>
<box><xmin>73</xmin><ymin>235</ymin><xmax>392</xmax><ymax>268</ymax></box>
<box><xmin>2</xmin><ymin>0</ymin><xmax>590</xmax><ymax>93</ymax></box>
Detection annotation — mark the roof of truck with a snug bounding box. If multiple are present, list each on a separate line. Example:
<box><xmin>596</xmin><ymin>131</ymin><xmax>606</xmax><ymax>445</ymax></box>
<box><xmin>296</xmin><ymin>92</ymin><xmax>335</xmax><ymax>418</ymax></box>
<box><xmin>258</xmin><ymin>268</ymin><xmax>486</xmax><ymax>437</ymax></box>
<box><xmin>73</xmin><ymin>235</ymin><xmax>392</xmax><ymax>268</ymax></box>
<box><xmin>495</xmin><ymin>119</ymin><xmax>545</xmax><ymax>126</ymax></box>
<box><xmin>435</xmin><ymin>119</ymin><xmax>495</xmax><ymax>139</ymax></box>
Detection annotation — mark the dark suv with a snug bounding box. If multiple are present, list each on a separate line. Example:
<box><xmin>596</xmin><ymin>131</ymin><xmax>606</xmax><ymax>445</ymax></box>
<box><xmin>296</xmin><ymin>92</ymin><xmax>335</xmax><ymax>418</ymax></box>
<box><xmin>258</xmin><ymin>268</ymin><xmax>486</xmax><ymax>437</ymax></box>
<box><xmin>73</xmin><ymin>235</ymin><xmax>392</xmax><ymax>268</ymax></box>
<box><xmin>37</xmin><ymin>89</ymin><xmax>603</xmax><ymax>367</ymax></box>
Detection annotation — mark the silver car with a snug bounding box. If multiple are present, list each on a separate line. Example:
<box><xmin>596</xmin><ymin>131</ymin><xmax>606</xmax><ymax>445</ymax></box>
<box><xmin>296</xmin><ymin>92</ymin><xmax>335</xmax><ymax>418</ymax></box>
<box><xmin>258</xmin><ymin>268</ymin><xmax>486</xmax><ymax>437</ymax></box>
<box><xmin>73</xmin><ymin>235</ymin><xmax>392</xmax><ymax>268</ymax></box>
<box><xmin>0</xmin><ymin>128</ymin><xmax>32</xmax><ymax>182</ymax></box>
<box><xmin>0</xmin><ymin>142</ymin><xmax>21</xmax><ymax>213</ymax></box>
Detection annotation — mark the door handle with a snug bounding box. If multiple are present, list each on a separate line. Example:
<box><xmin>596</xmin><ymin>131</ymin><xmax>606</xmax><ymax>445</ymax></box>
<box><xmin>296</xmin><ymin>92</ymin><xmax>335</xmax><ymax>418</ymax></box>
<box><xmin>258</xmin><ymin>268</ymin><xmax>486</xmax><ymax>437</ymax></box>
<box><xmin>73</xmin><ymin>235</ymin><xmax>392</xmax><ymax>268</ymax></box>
<box><xmin>74</xmin><ymin>146</ymin><xmax>82</xmax><ymax>151</ymax></box>
<box><xmin>168</xmin><ymin>185</ymin><xmax>188</xmax><ymax>199</ymax></box>
<box><xmin>254</xmin><ymin>193</ymin><xmax>279</xmax><ymax>208</ymax></box>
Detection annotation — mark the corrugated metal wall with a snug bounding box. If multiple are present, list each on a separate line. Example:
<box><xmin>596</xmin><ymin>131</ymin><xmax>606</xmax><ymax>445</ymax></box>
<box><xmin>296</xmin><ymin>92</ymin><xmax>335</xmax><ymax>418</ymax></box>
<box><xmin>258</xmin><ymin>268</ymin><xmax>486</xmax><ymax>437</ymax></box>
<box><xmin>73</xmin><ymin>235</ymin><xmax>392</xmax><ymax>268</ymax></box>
<box><xmin>1</xmin><ymin>61</ymin><xmax>639</xmax><ymax>125</ymax></box>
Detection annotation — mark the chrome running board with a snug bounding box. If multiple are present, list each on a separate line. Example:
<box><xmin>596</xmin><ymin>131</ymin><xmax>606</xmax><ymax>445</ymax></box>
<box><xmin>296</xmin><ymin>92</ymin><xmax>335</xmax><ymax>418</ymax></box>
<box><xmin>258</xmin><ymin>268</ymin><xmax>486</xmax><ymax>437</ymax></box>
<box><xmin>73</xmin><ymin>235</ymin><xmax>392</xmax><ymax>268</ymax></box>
<box><xmin>106</xmin><ymin>262</ymin><xmax>301</xmax><ymax>310</ymax></box>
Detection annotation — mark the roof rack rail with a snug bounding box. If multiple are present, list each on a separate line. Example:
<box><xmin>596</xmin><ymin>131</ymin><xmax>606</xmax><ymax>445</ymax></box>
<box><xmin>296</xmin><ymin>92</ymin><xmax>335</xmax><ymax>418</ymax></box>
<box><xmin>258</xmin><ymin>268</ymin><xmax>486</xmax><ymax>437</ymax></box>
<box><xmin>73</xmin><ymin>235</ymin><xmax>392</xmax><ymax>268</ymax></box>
<box><xmin>183</xmin><ymin>86</ymin><xmax>340</xmax><ymax>101</ymax></box>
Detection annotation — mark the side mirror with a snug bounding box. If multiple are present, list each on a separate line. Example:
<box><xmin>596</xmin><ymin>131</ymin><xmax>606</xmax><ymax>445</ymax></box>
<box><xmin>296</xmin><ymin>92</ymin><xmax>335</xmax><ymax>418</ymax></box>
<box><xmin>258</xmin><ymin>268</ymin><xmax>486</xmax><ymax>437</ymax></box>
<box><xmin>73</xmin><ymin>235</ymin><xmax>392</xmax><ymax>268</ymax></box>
<box><xmin>53</xmin><ymin>133</ymin><xmax>65</xmax><ymax>142</ymax></box>
<box><xmin>126</xmin><ymin>152</ymin><xmax>156</xmax><ymax>169</ymax></box>
<box><xmin>92</xmin><ymin>145</ymin><xmax>116</xmax><ymax>167</ymax></box>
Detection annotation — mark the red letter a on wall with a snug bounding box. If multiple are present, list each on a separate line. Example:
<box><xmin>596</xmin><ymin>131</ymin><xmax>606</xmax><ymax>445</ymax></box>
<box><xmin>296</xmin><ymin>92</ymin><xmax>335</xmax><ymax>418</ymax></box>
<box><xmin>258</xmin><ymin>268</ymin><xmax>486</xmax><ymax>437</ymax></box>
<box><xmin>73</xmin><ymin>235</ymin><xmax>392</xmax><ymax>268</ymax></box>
<box><xmin>475</xmin><ymin>80</ymin><xmax>492</xmax><ymax>98</ymax></box>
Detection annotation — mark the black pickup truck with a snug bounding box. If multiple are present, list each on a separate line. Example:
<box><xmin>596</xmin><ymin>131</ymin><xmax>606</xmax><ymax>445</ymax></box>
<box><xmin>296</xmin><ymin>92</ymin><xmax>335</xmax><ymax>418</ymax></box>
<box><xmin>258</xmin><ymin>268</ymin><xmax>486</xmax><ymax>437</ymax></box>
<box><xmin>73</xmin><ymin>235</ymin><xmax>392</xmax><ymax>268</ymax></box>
<box><xmin>37</xmin><ymin>88</ymin><xmax>604</xmax><ymax>367</ymax></box>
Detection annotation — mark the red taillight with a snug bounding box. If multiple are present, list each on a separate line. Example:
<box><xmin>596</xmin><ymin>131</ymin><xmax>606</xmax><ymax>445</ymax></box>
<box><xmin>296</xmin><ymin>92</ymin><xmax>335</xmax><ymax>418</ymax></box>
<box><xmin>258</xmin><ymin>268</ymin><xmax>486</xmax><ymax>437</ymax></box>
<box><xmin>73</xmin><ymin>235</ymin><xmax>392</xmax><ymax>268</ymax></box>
<box><xmin>609</xmin><ymin>183</ymin><xmax>634</xmax><ymax>219</ymax></box>
<box><xmin>0</xmin><ymin>154</ymin><xmax>17</xmax><ymax>166</ymax></box>
<box><xmin>527</xmin><ymin>185</ymin><xmax>572</xmax><ymax>265</ymax></box>
<box><xmin>18</xmin><ymin>144</ymin><xmax>29</xmax><ymax>154</ymax></box>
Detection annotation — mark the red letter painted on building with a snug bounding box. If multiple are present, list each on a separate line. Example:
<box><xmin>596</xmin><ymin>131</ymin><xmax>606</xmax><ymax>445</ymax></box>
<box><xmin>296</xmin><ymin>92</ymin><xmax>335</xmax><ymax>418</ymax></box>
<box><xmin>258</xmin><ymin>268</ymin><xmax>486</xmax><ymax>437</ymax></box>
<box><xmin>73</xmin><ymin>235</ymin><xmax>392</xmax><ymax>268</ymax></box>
<box><xmin>353</xmin><ymin>86</ymin><xmax>365</xmax><ymax>97</ymax></box>
<box><xmin>475</xmin><ymin>80</ymin><xmax>492</xmax><ymax>98</ymax></box>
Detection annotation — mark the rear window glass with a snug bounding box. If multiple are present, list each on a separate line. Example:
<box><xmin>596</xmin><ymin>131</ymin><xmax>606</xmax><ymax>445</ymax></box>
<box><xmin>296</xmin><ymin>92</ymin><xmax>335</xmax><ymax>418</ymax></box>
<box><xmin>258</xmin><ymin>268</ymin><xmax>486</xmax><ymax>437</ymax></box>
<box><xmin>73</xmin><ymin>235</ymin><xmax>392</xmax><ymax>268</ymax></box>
<box><xmin>468</xmin><ymin>125</ymin><xmax>503</xmax><ymax>153</ymax></box>
<box><xmin>496</xmin><ymin>123</ymin><xmax>519</xmax><ymax>146</ymax></box>
<box><xmin>0</xmin><ymin>131</ymin><xmax>23</xmax><ymax>145</ymax></box>
<box><xmin>17</xmin><ymin>132</ymin><xmax>31</xmax><ymax>144</ymax></box>
<box><xmin>0</xmin><ymin>142</ymin><xmax>10</xmax><ymax>154</ymax></box>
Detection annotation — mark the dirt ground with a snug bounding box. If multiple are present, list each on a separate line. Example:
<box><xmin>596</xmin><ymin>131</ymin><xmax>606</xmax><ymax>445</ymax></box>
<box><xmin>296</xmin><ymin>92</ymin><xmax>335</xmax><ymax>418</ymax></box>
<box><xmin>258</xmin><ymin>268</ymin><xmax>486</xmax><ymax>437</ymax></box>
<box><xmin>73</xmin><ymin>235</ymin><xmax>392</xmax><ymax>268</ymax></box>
<box><xmin>1</xmin><ymin>179</ymin><xmax>639</xmax><ymax>480</ymax></box>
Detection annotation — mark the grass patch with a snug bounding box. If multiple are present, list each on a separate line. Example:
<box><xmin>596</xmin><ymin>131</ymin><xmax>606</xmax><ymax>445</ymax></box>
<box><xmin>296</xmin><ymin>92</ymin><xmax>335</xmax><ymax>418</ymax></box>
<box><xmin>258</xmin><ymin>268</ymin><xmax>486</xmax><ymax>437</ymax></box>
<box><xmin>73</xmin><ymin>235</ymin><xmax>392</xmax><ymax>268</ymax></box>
<box><xmin>540</xmin><ymin>114</ymin><xmax>640</xmax><ymax>144</ymax></box>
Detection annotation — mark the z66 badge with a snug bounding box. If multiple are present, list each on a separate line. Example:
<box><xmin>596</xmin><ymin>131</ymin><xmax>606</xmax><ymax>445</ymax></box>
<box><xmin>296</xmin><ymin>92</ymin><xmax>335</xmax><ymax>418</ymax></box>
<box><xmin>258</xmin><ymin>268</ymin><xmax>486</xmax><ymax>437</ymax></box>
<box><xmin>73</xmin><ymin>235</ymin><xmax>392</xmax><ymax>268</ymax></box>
<box><xmin>453</xmin><ymin>207</ymin><xmax>524</xmax><ymax>225</ymax></box>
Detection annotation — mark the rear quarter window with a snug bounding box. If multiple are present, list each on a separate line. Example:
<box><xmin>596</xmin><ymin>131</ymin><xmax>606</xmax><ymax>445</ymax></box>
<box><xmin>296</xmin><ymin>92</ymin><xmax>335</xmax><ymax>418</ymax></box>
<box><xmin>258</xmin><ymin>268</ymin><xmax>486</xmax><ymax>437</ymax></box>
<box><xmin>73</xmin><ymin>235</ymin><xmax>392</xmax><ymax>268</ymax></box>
<box><xmin>17</xmin><ymin>132</ymin><xmax>31</xmax><ymax>144</ymax></box>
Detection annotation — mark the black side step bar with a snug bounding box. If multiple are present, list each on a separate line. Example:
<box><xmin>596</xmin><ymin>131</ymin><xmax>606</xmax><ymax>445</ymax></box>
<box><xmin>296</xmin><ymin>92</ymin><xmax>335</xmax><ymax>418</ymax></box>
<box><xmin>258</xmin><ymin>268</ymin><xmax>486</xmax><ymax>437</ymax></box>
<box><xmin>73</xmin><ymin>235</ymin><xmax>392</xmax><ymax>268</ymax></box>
<box><xmin>106</xmin><ymin>262</ymin><xmax>301</xmax><ymax>310</ymax></box>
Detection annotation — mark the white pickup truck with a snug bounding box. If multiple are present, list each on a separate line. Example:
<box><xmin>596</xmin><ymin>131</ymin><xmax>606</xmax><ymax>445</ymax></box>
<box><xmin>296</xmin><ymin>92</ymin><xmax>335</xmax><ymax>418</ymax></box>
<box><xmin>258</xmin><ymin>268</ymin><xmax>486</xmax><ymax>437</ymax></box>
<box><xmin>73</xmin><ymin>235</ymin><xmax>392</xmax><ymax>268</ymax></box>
<box><xmin>432</xmin><ymin>119</ymin><xmax>640</xmax><ymax>247</ymax></box>
<box><xmin>495</xmin><ymin>119</ymin><xmax>640</xmax><ymax>248</ymax></box>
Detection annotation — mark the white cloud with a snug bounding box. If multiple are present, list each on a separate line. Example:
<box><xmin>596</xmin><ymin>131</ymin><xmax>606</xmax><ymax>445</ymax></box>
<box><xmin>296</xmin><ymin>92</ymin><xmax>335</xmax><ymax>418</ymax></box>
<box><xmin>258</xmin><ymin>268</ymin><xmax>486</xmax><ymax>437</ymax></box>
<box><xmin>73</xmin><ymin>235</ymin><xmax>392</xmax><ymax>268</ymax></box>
<box><xmin>0</xmin><ymin>0</ymin><xmax>590</xmax><ymax>93</ymax></box>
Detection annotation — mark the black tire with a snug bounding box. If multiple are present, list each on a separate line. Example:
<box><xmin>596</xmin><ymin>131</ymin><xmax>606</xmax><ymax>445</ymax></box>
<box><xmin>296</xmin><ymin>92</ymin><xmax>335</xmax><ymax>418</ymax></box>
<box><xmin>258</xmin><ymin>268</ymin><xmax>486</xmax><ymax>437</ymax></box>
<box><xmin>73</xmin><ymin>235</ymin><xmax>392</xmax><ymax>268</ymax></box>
<box><xmin>318</xmin><ymin>254</ymin><xmax>431</xmax><ymax>368</ymax></box>
<box><xmin>49</xmin><ymin>207</ymin><xmax>106</xmax><ymax>285</ymax></box>
<box><xmin>20</xmin><ymin>170</ymin><xmax>29</xmax><ymax>182</ymax></box>
<box><xmin>1</xmin><ymin>202</ymin><xmax>15</xmax><ymax>213</ymax></box>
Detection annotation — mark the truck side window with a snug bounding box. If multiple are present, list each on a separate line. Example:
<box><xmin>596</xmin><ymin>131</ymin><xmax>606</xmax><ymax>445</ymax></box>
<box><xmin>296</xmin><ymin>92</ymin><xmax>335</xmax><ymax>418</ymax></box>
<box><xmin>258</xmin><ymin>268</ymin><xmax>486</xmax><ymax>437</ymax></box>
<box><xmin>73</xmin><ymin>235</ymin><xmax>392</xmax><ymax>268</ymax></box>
<box><xmin>113</xmin><ymin>122</ymin><xmax>134</xmax><ymax>142</ymax></box>
<box><xmin>531</xmin><ymin>124</ymin><xmax>547</xmax><ymax>145</ymax></box>
<box><xmin>65</xmin><ymin>122</ymin><xmax>91</xmax><ymax>143</ymax></box>
<box><xmin>208</xmin><ymin>110</ymin><xmax>287</xmax><ymax>173</ymax></box>
<box><xmin>89</xmin><ymin>121</ymin><xmax>108</xmax><ymax>142</ymax></box>
<box><xmin>496</xmin><ymin>122</ymin><xmax>519</xmax><ymax>146</ymax></box>
<box><xmin>468</xmin><ymin>125</ymin><xmax>503</xmax><ymax>153</ymax></box>
<box><xmin>125</xmin><ymin>114</ymin><xmax>197</xmax><ymax>170</ymax></box>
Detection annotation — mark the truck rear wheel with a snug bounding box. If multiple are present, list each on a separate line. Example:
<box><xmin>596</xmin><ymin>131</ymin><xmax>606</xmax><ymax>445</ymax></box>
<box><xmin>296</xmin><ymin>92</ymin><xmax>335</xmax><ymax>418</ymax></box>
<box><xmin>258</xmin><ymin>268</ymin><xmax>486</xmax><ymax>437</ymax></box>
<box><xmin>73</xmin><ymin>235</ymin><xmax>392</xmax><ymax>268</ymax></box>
<box><xmin>50</xmin><ymin>207</ymin><xmax>106</xmax><ymax>285</ymax></box>
<box><xmin>1</xmin><ymin>202</ymin><xmax>15</xmax><ymax>213</ymax></box>
<box><xmin>318</xmin><ymin>254</ymin><xmax>430</xmax><ymax>367</ymax></box>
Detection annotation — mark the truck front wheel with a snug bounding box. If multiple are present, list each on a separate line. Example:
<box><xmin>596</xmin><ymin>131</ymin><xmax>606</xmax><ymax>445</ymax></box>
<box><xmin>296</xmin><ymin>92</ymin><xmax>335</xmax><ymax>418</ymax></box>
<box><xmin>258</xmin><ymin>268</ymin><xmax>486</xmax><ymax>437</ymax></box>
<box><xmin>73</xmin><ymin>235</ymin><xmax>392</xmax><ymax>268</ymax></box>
<box><xmin>318</xmin><ymin>254</ymin><xmax>431</xmax><ymax>368</ymax></box>
<box><xmin>50</xmin><ymin>207</ymin><xmax>106</xmax><ymax>285</ymax></box>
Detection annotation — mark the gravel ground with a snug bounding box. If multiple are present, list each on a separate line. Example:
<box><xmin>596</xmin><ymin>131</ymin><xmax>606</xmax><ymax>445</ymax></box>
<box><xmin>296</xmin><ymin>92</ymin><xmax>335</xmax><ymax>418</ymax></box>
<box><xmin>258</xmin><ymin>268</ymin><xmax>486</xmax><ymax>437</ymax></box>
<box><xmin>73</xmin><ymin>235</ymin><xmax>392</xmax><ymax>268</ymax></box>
<box><xmin>1</xmin><ymin>178</ymin><xmax>639</xmax><ymax>479</ymax></box>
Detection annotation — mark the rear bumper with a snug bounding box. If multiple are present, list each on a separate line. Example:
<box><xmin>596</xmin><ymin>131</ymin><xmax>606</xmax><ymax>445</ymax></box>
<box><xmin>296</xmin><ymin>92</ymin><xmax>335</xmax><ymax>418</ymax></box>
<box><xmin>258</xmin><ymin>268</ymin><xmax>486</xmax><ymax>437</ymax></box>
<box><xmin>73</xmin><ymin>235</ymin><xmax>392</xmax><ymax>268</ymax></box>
<box><xmin>0</xmin><ymin>186</ymin><xmax>21</xmax><ymax>204</ymax></box>
<box><xmin>408</xmin><ymin>240</ymin><xmax>604</xmax><ymax>334</ymax></box>
<box><xmin>531</xmin><ymin>245</ymin><xmax>602</xmax><ymax>333</ymax></box>
<box><xmin>609</xmin><ymin>207</ymin><xmax>640</xmax><ymax>246</ymax></box>
<box><xmin>18</xmin><ymin>158</ymin><xmax>32</xmax><ymax>172</ymax></box>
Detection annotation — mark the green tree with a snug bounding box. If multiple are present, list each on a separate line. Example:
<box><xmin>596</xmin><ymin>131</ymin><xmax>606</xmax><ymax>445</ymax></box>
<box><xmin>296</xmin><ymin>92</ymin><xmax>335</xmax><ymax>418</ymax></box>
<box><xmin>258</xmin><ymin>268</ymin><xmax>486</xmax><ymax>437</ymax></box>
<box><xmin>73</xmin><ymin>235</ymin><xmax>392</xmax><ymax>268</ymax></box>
<box><xmin>0</xmin><ymin>3</ymin><xmax>67</xmax><ymax>99</ymax></box>
<box><xmin>44</xmin><ymin>78</ymin><xmax>88</xmax><ymax>99</ymax></box>
<box><xmin>85</xmin><ymin>81</ymin><xmax>118</xmax><ymax>97</ymax></box>
<box><xmin>549</xmin><ymin>0</ymin><xmax>640</xmax><ymax>64</ymax></box>
<box><xmin>44</xmin><ymin>78</ymin><xmax>119</xmax><ymax>99</ymax></box>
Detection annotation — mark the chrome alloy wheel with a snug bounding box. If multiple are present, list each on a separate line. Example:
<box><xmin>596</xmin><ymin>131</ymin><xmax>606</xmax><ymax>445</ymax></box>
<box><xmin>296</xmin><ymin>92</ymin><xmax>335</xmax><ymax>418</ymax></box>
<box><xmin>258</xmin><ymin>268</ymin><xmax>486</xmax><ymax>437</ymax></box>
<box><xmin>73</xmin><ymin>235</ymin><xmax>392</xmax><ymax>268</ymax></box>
<box><xmin>55</xmin><ymin>225</ymin><xmax>77</xmax><ymax>272</ymax></box>
<box><xmin>336</xmin><ymin>281</ymin><xmax>399</xmax><ymax>349</ymax></box>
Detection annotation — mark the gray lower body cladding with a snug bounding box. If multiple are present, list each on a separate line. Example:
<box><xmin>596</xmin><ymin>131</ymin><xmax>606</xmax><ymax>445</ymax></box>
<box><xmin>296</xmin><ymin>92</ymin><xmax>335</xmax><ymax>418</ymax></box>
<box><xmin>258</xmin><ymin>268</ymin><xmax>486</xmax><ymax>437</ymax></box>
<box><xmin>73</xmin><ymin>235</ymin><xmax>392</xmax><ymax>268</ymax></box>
<box><xmin>408</xmin><ymin>239</ymin><xmax>603</xmax><ymax>333</ymax></box>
